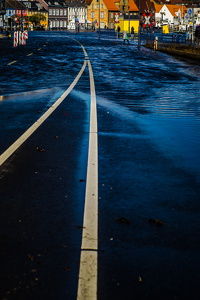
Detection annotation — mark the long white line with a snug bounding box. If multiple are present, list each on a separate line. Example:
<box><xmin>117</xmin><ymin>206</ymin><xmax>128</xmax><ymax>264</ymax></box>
<box><xmin>0</xmin><ymin>60</ymin><xmax>87</xmax><ymax>166</ymax></box>
<box><xmin>77</xmin><ymin>48</ymin><xmax>98</xmax><ymax>300</ymax></box>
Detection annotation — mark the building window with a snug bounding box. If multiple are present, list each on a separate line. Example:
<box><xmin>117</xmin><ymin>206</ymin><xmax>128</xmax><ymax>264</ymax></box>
<box><xmin>100</xmin><ymin>11</ymin><xmax>104</xmax><ymax>19</ymax></box>
<box><xmin>91</xmin><ymin>11</ymin><xmax>94</xmax><ymax>19</ymax></box>
<box><xmin>111</xmin><ymin>12</ymin><xmax>113</xmax><ymax>18</ymax></box>
<box><xmin>56</xmin><ymin>9</ymin><xmax>59</xmax><ymax>16</ymax></box>
<box><xmin>60</xmin><ymin>9</ymin><xmax>63</xmax><ymax>16</ymax></box>
<box><xmin>52</xmin><ymin>9</ymin><xmax>55</xmax><ymax>15</ymax></box>
<box><xmin>64</xmin><ymin>9</ymin><xmax>67</xmax><ymax>16</ymax></box>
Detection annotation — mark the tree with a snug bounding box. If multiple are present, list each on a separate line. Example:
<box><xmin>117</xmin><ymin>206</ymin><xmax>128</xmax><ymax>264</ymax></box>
<box><xmin>29</xmin><ymin>13</ymin><xmax>46</xmax><ymax>27</ymax></box>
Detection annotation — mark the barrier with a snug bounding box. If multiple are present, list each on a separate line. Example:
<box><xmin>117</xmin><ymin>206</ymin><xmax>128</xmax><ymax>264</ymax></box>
<box><xmin>13</xmin><ymin>31</ymin><xmax>18</xmax><ymax>47</ymax></box>
<box><xmin>19</xmin><ymin>31</ymin><xmax>22</xmax><ymax>45</ymax></box>
<box><xmin>23</xmin><ymin>30</ymin><xmax>28</xmax><ymax>40</ymax></box>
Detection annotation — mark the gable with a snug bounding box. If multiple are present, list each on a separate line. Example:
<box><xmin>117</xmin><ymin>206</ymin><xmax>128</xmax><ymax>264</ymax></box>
<box><xmin>166</xmin><ymin>5</ymin><xmax>187</xmax><ymax>18</ymax></box>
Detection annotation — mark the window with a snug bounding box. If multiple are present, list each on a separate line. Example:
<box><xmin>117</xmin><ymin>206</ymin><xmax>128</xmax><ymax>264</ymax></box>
<box><xmin>52</xmin><ymin>9</ymin><xmax>55</xmax><ymax>15</ymax></box>
<box><xmin>60</xmin><ymin>9</ymin><xmax>63</xmax><ymax>16</ymax></box>
<box><xmin>91</xmin><ymin>11</ymin><xmax>94</xmax><ymax>19</ymax></box>
<box><xmin>111</xmin><ymin>12</ymin><xmax>113</xmax><ymax>18</ymax></box>
<box><xmin>100</xmin><ymin>11</ymin><xmax>104</xmax><ymax>19</ymax></box>
<box><xmin>63</xmin><ymin>9</ymin><xmax>67</xmax><ymax>16</ymax></box>
<box><xmin>56</xmin><ymin>9</ymin><xmax>59</xmax><ymax>16</ymax></box>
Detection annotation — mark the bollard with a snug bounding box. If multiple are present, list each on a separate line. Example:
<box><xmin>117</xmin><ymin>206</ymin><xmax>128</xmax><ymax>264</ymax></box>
<box><xmin>154</xmin><ymin>36</ymin><xmax>158</xmax><ymax>51</ymax></box>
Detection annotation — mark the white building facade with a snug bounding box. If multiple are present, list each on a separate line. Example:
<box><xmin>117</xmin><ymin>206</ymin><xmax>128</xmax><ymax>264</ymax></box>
<box><xmin>67</xmin><ymin>4</ymin><xmax>87</xmax><ymax>30</ymax></box>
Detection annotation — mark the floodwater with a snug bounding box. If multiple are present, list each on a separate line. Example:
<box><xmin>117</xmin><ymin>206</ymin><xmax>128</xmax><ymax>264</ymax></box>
<box><xmin>0</xmin><ymin>32</ymin><xmax>200</xmax><ymax>300</ymax></box>
<box><xmin>1</xmin><ymin>32</ymin><xmax>199</xmax><ymax>181</ymax></box>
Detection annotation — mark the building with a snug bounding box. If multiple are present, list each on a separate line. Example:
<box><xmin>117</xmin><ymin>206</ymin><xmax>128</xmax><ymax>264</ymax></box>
<box><xmin>87</xmin><ymin>0</ymin><xmax>139</xmax><ymax>31</ymax></box>
<box><xmin>27</xmin><ymin>1</ymin><xmax>48</xmax><ymax>30</ymax></box>
<box><xmin>66</xmin><ymin>1</ymin><xmax>87</xmax><ymax>30</ymax></box>
<box><xmin>3</xmin><ymin>0</ymin><xmax>27</xmax><ymax>30</ymax></box>
<box><xmin>115</xmin><ymin>0</ymin><xmax>139</xmax><ymax>32</ymax></box>
<box><xmin>154</xmin><ymin>4</ymin><xmax>187</xmax><ymax>30</ymax></box>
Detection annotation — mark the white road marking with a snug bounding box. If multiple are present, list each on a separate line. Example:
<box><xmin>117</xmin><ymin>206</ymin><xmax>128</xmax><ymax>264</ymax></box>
<box><xmin>7</xmin><ymin>60</ymin><xmax>18</xmax><ymax>65</ymax></box>
<box><xmin>77</xmin><ymin>45</ymin><xmax>98</xmax><ymax>300</ymax></box>
<box><xmin>0</xmin><ymin>60</ymin><xmax>87</xmax><ymax>166</ymax></box>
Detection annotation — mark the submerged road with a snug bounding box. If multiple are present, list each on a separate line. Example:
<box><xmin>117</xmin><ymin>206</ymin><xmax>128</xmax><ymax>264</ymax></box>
<box><xmin>0</xmin><ymin>32</ymin><xmax>200</xmax><ymax>300</ymax></box>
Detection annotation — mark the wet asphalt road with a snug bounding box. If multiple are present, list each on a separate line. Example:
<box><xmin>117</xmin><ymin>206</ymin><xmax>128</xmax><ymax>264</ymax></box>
<box><xmin>0</xmin><ymin>31</ymin><xmax>200</xmax><ymax>300</ymax></box>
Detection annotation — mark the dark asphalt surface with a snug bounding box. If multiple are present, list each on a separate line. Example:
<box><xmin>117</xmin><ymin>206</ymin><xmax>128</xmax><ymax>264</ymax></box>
<box><xmin>0</xmin><ymin>32</ymin><xmax>200</xmax><ymax>300</ymax></box>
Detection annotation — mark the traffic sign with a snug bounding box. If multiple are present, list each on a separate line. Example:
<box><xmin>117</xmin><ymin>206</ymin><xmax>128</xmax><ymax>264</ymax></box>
<box><xmin>187</xmin><ymin>8</ymin><xmax>192</xmax><ymax>15</ymax></box>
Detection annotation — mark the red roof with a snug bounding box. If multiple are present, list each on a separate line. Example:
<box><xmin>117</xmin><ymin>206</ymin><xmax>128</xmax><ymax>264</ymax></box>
<box><xmin>103</xmin><ymin>0</ymin><xmax>138</xmax><ymax>11</ymax></box>
<box><xmin>129</xmin><ymin>0</ymin><xmax>139</xmax><ymax>11</ymax></box>
<box><xmin>103</xmin><ymin>0</ymin><xmax>119</xmax><ymax>10</ymax></box>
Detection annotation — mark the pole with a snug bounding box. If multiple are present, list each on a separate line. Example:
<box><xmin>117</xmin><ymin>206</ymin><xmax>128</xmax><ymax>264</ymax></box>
<box><xmin>138</xmin><ymin>0</ymin><xmax>141</xmax><ymax>48</ymax></box>
<box><xmin>84</xmin><ymin>3</ymin><xmax>86</xmax><ymax>35</ymax></box>
<box><xmin>98</xmin><ymin>0</ymin><xmax>100</xmax><ymax>39</ymax></box>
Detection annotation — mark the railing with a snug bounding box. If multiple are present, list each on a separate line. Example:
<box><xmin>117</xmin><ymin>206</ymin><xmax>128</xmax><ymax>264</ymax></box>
<box><xmin>140</xmin><ymin>32</ymin><xmax>187</xmax><ymax>44</ymax></box>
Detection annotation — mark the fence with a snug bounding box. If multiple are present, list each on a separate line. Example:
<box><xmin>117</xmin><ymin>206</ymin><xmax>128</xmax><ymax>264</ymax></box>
<box><xmin>140</xmin><ymin>32</ymin><xmax>187</xmax><ymax>44</ymax></box>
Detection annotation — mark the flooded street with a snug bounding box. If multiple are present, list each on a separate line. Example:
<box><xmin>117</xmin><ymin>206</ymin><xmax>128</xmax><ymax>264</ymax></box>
<box><xmin>0</xmin><ymin>32</ymin><xmax>200</xmax><ymax>299</ymax></box>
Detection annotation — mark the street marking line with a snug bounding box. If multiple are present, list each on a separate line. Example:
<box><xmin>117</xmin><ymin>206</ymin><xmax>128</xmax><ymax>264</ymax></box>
<box><xmin>7</xmin><ymin>60</ymin><xmax>18</xmax><ymax>65</ymax></box>
<box><xmin>27</xmin><ymin>53</ymin><xmax>33</xmax><ymax>56</ymax></box>
<box><xmin>38</xmin><ymin>48</ymin><xmax>41</xmax><ymax>50</ymax></box>
<box><xmin>77</xmin><ymin>45</ymin><xmax>98</xmax><ymax>300</ymax></box>
<box><xmin>0</xmin><ymin>60</ymin><xmax>87</xmax><ymax>167</ymax></box>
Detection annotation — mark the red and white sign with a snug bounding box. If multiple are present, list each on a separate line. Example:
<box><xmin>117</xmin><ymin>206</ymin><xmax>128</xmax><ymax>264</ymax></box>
<box><xmin>142</xmin><ymin>13</ymin><xmax>154</xmax><ymax>28</ymax></box>
<box><xmin>13</xmin><ymin>31</ymin><xmax>18</xmax><ymax>47</ymax></box>
<box><xmin>23</xmin><ymin>30</ymin><xmax>28</xmax><ymax>40</ymax></box>
<box><xmin>114</xmin><ymin>13</ymin><xmax>120</xmax><ymax>23</ymax></box>
<box><xmin>19</xmin><ymin>31</ymin><xmax>23</xmax><ymax>45</ymax></box>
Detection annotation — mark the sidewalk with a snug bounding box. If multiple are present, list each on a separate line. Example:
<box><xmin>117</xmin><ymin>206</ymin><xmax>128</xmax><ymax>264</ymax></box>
<box><xmin>145</xmin><ymin>42</ymin><xmax>200</xmax><ymax>62</ymax></box>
